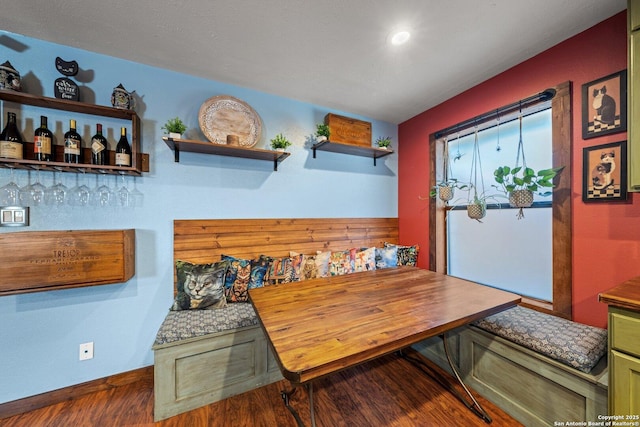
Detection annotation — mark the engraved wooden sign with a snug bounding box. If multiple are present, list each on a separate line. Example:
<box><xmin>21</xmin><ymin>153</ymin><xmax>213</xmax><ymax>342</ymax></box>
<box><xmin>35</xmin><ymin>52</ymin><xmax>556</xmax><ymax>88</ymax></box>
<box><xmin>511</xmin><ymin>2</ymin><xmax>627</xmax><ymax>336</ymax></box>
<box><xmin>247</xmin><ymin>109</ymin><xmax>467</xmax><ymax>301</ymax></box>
<box><xmin>324</xmin><ymin>113</ymin><xmax>372</xmax><ymax>147</ymax></box>
<box><xmin>0</xmin><ymin>229</ymin><xmax>135</xmax><ymax>295</ymax></box>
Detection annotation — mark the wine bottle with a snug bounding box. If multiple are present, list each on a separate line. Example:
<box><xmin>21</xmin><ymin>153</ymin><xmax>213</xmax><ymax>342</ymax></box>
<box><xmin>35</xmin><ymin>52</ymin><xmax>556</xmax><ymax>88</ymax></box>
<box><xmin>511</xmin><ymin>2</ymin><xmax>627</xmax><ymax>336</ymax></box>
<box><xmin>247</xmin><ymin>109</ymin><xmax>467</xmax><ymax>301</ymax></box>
<box><xmin>33</xmin><ymin>115</ymin><xmax>52</xmax><ymax>161</ymax></box>
<box><xmin>115</xmin><ymin>127</ymin><xmax>131</xmax><ymax>167</ymax></box>
<box><xmin>91</xmin><ymin>123</ymin><xmax>108</xmax><ymax>165</ymax></box>
<box><xmin>64</xmin><ymin>119</ymin><xmax>82</xmax><ymax>163</ymax></box>
<box><xmin>0</xmin><ymin>112</ymin><xmax>24</xmax><ymax>160</ymax></box>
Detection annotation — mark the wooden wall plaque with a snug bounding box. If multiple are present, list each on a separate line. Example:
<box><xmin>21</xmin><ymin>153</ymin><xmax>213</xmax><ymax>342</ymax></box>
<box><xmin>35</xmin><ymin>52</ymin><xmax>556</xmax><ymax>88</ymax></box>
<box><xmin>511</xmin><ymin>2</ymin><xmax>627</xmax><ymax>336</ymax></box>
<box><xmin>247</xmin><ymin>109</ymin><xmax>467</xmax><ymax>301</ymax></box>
<box><xmin>324</xmin><ymin>113</ymin><xmax>372</xmax><ymax>147</ymax></box>
<box><xmin>0</xmin><ymin>229</ymin><xmax>135</xmax><ymax>295</ymax></box>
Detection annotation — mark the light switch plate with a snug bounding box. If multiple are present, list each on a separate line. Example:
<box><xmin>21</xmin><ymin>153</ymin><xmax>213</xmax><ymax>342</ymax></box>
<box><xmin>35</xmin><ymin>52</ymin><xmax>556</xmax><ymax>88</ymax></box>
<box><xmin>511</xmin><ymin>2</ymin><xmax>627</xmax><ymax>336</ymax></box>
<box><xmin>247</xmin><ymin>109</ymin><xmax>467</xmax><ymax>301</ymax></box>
<box><xmin>0</xmin><ymin>206</ymin><xmax>29</xmax><ymax>226</ymax></box>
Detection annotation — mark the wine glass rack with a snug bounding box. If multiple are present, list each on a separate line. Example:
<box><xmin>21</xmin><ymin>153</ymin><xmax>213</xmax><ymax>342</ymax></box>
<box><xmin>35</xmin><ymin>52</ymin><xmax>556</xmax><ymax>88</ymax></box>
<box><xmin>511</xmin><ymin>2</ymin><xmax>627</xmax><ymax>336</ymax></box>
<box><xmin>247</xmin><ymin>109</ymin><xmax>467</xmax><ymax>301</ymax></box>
<box><xmin>0</xmin><ymin>91</ymin><xmax>149</xmax><ymax>176</ymax></box>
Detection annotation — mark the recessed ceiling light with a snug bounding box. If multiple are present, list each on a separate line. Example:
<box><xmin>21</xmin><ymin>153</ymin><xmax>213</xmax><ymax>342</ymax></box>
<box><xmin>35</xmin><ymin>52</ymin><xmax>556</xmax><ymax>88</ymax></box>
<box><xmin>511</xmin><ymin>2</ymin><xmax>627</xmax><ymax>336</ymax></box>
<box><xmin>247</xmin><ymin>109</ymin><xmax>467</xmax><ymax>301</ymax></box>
<box><xmin>390</xmin><ymin>31</ymin><xmax>410</xmax><ymax>46</ymax></box>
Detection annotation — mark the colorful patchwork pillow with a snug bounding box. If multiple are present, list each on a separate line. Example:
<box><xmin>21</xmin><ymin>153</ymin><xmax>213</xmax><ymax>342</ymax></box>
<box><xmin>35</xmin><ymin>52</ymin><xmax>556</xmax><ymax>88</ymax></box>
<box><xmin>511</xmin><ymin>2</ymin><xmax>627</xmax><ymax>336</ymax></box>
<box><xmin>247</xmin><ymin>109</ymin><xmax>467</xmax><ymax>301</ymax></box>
<box><xmin>385</xmin><ymin>242</ymin><xmax>420</xmax><ymax>266</ymax></box>
<box><xmin>375</xmin><ymin>246</ymin><xmax>398</xmax><ymax>269</ymax></box>
<box><xmin>353</xmin><ymin>247</ymin><xmax>377</xmax><ymax>272</ymax></box>
<box><xmin>171</xmin><ymin>260</ymin><xmax>229</xmax><ymax>310</ymax></box>
<box><xmin>265</xmin><ymin>254</ymin><xmax>303</xmax><ymax>285</ymax></box>
<box><xmin>330</xmin><ymin>249</ymin><xmax>355</xmax><ymax>275</ymax></box>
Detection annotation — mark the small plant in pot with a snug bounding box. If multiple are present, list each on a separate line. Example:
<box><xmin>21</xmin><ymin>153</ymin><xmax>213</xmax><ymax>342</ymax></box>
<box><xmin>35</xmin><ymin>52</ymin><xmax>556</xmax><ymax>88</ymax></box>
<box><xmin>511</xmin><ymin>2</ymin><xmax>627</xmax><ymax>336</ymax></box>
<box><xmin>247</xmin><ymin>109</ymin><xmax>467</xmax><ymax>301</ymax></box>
<box><xmin>162</xmin><ymin>117</ymin><xmax>187</xmax><ymax>139</ymax></box>
<box><xmin>429</xmin><ymin>179</ymin><xmax>468</xmax><ymax>203</ymax></box>
<box><xmin>376</xmin><ymin>136</ymin><xmax>392</xmax><ymax>150</ymax></box>
<box><xmin>270</xmin><ymin>133</ymin><xmax>291</xmax><ymax>151</ymax></box>
<box><xmin>315</xmin><ymin>123</ymin><xmax>330</xmax><ymax>142</ymax></box>
<box><xmin>493</xmin><ymin>165</ymin><xmax>563</xmax><ymax>219</ymax></box>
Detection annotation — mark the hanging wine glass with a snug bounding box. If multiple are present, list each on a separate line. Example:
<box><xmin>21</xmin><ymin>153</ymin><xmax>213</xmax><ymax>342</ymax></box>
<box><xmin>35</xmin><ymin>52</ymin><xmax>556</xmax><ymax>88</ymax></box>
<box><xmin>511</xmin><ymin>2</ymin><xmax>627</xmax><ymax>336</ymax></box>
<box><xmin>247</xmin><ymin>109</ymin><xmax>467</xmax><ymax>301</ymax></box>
<box><xmin>69</xmin><ymin>173</ymin><xmax>91</xmax><ymax>206</ymax></box>
<box><xmin>45</xmin><ymin>171</ymin><xmax>68</xmax><ymax>206</ymax></box>
<box><xmin>129</xmin><ymin>176</ymin><xmax>143</xmax><ymax>208</ymax></box>
<box><xmin>29</xmin><ymin>169</ymin><xmax>46</xmax><ymax>206</ymax></box>
<box><xmin>93</xmin><ymin>174</ymin><xmax>113</xmax><ymax>208</ymax></box>
<box><xmin>116</xmin><ymin>174</ymin><xmax>130</xmax><ymax>208</ymax></box>
<box><xmin>0</xmin><ymin>167</ymin><xmax>22</xmax><ymax>205</ymax></box>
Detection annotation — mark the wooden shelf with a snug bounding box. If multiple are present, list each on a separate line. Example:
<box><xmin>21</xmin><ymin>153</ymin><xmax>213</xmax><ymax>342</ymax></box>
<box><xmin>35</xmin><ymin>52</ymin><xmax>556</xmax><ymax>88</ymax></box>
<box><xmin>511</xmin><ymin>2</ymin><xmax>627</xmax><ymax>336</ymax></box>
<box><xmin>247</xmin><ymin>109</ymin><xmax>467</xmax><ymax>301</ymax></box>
<box><xmin>311</xmin><ymin>140</ymin><xmax>393</xmax><ymax>166</ymax></box>
<box><xmin>163</xmin><ymin>137</ymin><xmax>290</xmax><ymax>171</ymax></box>
<box><xmin>0</xmin><ymin>91</ymin><xmax>148</xmax><ymax>176</ymax></box>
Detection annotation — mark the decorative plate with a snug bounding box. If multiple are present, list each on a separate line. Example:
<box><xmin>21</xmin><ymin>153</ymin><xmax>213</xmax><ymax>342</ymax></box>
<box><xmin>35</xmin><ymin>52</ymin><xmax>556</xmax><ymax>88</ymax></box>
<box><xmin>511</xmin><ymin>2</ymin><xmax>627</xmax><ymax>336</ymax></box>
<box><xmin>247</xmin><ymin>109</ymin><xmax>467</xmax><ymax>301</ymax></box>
<box><xmin>198</xmin><ymin>95</ymin><xmax>262</xmax><ymax>147</ymax></box>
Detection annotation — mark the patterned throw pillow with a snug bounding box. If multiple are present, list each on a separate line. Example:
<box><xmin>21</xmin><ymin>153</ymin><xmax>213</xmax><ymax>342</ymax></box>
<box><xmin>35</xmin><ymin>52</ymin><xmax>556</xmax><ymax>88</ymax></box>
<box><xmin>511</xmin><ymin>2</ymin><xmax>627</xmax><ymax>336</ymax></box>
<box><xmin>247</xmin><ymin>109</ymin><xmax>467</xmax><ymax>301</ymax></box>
<box><xmin>375</xmin><ymin>246</ymin><xmax>398</xmax><ymax>269</ymax></box>
<box><xmin>294</xmin><ymin>251</ymin><xmax>331</xmax><ymax>280</ymax></box>
<box><xmin>171</xmin><ymin>260</ymin><xmax>229</xmax><ymax>310</ymax></box>
<box><xmin>249</xmin><ymin>255</ymin><xmax>271</xmax><ymax>289</ymax></box>
<box><xmin>353</xmin><ymin>247</ymin><xmax>377</xmax><ymax>272</ymax></box>
<box><xmin>385</xmin><ymin>242</ymin><xmax>420</xmax><ymax>266</ymax></box>
<box><xmin>265</xmin><ymin>254</ymin><xmax>303</xmax><ymax>285</ymax></box>
<box><xmin>221</xmin><ymin>255</ymin><xmax>252</xmax><ymax>302</ymax></box>
<box><xmin>330</xmin><ymin>249</ymin><xmax>355</xmax><ymax>275</ymax></box>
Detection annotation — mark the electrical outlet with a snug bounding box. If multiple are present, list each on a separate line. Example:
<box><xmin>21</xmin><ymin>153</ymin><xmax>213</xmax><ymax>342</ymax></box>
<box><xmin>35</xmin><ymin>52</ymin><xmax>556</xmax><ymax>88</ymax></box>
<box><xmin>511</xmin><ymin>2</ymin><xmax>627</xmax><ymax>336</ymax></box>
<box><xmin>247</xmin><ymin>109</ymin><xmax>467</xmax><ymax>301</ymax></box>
<box><xmin>79</xmin><ymin>342</ymin><xmax>94</xmax><ymax>361</ymax></box>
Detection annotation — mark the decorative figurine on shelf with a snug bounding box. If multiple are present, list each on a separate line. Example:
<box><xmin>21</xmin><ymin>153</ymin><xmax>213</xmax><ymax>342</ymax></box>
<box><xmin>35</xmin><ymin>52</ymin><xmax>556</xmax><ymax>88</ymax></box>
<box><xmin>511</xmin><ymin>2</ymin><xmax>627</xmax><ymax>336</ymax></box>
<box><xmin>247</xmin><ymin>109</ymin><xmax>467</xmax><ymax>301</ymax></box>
<box><xmin>54</xmin><ymin>57</ymin><xmax>80</xmax><ymax>101</ymax></box>
<box><xmin>111</xmin><ymin>83</ymin><xmax>135</xmax><ymax>110</ymax></box>
<box><xmin>0</xmin><ymin>61</ymin><xmax>22</xmax><ymax>91</ymax></box>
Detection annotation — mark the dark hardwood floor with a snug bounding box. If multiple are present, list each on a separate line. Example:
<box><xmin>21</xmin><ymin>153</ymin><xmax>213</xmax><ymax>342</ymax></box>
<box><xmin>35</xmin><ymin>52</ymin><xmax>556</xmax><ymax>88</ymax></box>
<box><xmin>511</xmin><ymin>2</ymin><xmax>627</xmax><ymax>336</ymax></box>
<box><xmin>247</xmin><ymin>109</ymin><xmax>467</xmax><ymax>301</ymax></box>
<box><xmin>0</xmin><ymin>349</ymin><xmax>523</xmax><ymax>427</ymax></box>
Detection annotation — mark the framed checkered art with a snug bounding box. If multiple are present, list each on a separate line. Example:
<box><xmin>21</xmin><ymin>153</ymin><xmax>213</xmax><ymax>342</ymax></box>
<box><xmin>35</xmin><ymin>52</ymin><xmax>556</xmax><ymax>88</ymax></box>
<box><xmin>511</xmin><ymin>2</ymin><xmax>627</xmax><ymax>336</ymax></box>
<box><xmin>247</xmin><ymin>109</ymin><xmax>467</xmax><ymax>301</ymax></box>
<box><xmin>582</xmin><ymin>70</ymin><xmax>627</xmax><ymax>139</ymax></box>
<box><xmin>582</xmin><ymin>141</ymin><xmax>627</xmax><ymax>203</ymax></box>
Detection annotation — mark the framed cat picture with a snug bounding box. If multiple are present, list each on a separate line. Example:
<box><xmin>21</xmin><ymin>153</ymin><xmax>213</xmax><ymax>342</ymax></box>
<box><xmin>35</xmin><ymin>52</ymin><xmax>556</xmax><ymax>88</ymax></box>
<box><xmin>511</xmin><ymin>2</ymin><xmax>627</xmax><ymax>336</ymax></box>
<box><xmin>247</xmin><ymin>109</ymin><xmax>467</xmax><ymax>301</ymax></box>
<box><xmin>582</xmin><ymin>70</ymin><xmax>627</xmax><ymax>139</ymax></box>
<box><xmin>582</xmin><ymin>140</ymin><xmax>628</xmax><ymax>203</ymax></box>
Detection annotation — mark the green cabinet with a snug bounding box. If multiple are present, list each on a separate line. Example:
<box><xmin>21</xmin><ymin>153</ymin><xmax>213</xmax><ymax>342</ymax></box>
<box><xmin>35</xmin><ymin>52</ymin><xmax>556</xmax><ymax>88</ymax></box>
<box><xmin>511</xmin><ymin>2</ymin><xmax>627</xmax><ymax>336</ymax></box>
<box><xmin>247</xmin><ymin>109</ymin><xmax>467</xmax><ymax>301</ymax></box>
<box><xmin>609</xmin><ymin>306</ymin><xmax>640</xmax><ymax>414</ymax></box>
<box><xmin>629</xmin><ymin>0</ymin><xmax>640</xmax><ymax>191</ymax></box>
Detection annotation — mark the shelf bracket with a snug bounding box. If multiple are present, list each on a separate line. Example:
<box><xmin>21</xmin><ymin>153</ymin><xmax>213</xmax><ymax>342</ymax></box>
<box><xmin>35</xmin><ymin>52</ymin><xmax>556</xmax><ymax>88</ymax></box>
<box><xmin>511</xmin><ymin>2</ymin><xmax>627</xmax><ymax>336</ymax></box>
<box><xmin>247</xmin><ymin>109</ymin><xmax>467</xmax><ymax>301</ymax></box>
<box><xmin>373</xmin><ymin>156</ymin><xmax>377</xmax><ymax>167</ymax></box>
<box><xmin>273</xmin><ymin>158</ymin><xmax>278</xmax><ymax>172</ymax></box>
<box><xmin>312</xmin><ymin>147</ymin><xmax>317</xmax><ymax>159</ymax></box>
<box><xmin>173</xmin><ymin>144</ymin><xmax>180</xmax><ymax>163</ymax></box>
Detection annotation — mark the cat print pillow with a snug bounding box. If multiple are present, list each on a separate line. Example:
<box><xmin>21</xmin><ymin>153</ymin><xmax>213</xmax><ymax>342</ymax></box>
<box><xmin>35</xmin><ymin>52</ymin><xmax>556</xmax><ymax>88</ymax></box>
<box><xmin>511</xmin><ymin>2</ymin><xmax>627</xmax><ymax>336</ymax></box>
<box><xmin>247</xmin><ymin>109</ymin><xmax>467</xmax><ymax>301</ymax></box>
<box><xmin>171</xmin><ymin>260</ymin><xmax>230</xmax><ymax>310</ymax></box>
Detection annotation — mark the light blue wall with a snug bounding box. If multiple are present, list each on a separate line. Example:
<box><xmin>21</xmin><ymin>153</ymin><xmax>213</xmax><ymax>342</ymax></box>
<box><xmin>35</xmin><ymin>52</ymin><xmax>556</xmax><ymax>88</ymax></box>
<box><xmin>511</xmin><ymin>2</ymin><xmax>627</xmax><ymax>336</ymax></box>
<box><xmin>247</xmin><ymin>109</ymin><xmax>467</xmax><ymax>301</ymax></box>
<box><xmin>0</xmin><ymin>31</ymin><xmax>398</xmax><ymax>404</ymax></box>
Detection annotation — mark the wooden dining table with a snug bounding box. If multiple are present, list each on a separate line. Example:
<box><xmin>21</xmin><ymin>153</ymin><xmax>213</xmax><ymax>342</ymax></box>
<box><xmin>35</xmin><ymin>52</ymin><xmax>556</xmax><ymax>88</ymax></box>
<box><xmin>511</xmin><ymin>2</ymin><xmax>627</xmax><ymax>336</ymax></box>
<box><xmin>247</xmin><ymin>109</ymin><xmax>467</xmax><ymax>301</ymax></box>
<box><xmin>249</xmin><ymin>266</ymin><xmax>521</xmax><ymax>426</ymax></box>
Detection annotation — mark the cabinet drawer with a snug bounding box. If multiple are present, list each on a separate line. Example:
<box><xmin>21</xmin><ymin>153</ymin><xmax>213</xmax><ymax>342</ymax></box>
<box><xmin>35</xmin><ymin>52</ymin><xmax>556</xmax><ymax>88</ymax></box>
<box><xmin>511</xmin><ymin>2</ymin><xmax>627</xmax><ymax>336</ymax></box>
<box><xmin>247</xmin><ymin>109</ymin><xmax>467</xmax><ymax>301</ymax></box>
<box><xmin>610</xmin><ymin>308</ymin><xmax>640</xmax><ymax>358</ymax></box>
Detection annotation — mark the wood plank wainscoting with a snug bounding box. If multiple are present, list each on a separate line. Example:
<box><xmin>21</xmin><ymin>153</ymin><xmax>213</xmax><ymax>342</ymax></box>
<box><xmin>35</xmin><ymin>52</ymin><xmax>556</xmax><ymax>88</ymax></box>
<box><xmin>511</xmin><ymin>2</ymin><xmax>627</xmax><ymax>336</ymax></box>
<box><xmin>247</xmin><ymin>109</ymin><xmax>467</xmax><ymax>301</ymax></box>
<box><xmin>0</xmin><ymin>349</ymin><xmax>522</xmax><ymax>426</ymax></box>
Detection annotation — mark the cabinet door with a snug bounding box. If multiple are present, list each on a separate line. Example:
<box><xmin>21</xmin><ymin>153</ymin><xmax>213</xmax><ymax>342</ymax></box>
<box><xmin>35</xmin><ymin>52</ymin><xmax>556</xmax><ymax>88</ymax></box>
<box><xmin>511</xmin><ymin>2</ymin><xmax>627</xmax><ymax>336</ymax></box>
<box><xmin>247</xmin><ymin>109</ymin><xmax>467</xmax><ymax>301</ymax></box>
<box><xmin>629</xmin><ymin>30</ymin><xmax>640</xmax><ymax>191</ymax></box>
<box><xmin>631</xmin><ymin>0</ymin><xmax>640</xmax><ymax>33</ymax></box>
<box><xmin>610</xmin><ymin>349</ymin><xmax>640</xmax><ymax>415</ymax></box>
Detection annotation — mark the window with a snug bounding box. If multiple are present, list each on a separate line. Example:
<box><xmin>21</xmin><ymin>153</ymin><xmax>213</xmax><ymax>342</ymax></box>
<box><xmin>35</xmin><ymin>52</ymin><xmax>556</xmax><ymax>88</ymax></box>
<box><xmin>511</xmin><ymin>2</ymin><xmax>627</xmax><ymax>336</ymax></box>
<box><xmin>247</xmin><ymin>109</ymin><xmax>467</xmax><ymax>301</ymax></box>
<box><xmin>446</xmin><ymin>109</ymin><xmax>553</xmax><ymax>301</ymax></box>
<box><xmin>428</xmin><ymin>82</ymin><xmax>572</xmax><ymax>318</ymax></box>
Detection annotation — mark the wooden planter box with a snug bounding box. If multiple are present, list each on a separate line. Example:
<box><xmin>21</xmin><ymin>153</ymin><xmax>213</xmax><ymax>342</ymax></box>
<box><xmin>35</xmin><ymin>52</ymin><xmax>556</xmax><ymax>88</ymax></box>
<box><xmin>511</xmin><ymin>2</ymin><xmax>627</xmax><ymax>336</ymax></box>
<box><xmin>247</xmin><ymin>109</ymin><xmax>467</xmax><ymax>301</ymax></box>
<box><xmin>325</xmin><ymin>113</ymin><xmax>372</xmax><ymax>147</ymax></box>
<box><xmin>0</xmin><ymin>229</ymin><xmax>135</xmax><ymax>295</ymax></box>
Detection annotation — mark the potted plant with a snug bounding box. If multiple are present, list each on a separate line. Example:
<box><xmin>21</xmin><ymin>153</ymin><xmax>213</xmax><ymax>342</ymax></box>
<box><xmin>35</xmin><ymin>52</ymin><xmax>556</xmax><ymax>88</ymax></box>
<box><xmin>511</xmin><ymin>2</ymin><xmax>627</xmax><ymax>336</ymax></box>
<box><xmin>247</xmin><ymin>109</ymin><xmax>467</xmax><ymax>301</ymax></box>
<box><xmin>429</xmin><ymin>179</ymin><xmax>468</xmax><ymax>202</ymax></box>
<box><xmin>315</xmin><ymin>123</ymin><xmax>330</xmax><ymax>142</ymax></box>
<box><xmin>493</xmin><ymin>165</ymin><xmax>563</xmax><ymax>218</ymax></box>
<box><xmin>376</xmin><ymin>136</ymin><xmax>392</xmax><ymax>149</ymax></box>
<box><xmin>162</xmin><ymin>117</ymin><xmax>187</xmax><ymax>139</ymax></box>
<box><xmin>270</xmin><ymin>133</ymin><xmax>291</xmax><ymax>151</ymax></box>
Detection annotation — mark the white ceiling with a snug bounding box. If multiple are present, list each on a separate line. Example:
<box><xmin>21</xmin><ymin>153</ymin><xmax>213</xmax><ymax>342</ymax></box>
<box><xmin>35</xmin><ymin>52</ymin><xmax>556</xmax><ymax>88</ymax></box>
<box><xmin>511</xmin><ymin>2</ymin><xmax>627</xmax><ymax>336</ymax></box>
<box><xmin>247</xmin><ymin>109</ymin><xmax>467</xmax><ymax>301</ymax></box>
<box><xmin>0</xmin><ymin>0</ymin><xmax>627</xmax><ymax>124</ymax></box>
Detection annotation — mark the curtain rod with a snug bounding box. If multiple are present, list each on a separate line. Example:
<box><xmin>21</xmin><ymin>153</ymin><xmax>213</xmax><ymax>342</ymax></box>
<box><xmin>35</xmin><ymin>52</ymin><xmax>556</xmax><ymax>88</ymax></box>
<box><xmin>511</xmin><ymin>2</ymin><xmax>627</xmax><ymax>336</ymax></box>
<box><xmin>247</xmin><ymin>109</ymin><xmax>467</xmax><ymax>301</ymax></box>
<box><xmin>434</xmin><ymin>88</ymin><xmax>556</xmax><ymax>139</ymax></box>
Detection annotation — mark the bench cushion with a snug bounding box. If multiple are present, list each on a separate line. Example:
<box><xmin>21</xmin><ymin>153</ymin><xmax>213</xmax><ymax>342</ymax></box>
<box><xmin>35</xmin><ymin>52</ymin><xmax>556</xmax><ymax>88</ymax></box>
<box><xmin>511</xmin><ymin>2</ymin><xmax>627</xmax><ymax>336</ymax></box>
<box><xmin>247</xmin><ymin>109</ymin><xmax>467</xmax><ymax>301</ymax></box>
<box><xmin>154</xmin><ymin>303</ymin><xmax>258</xmax><ymax>346</ymax></box>
<box><xmin>473</xmin><ymin>306</ymin><xmax>607</xmax><ymax>373</ymax></box>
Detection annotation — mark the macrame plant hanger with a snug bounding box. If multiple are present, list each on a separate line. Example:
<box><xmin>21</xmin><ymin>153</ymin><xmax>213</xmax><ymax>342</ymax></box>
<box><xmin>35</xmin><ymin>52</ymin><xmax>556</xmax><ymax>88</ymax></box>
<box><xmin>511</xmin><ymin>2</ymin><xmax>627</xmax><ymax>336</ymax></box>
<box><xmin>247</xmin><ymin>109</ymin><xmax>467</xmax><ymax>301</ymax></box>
<box><xmin>511</xmin><ymin>103</ymin><xmax>534</xmax><ymax>219</ymax></box>
<box><xmin>467</xmin><ymin>126</ymin><xmax>486</xmax><ymax>221</ymax></box>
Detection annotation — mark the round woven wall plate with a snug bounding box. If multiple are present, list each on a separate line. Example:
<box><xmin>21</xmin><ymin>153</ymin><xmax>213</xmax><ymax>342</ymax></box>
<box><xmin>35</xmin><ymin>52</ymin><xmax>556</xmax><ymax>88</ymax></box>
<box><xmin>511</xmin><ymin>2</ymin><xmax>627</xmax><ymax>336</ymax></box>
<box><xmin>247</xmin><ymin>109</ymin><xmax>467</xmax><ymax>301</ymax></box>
<box><xmin>198</xmin><ymin>95</ymin><xmax>262</xmax><ymax>146</ymax></box>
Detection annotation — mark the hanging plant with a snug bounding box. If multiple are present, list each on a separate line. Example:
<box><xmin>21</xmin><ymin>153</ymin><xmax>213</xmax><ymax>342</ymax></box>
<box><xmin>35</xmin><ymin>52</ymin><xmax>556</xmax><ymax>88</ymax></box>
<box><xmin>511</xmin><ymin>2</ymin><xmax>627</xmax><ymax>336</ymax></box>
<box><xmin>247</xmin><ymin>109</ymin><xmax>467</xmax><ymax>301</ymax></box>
<box><xmin>492</xmin><ymin>113</ymin><xmax>563</xmax><ymax>219</ymax></box>
<box><xmin>466</xmin><ymin>127</ymin><xmax>500</xmax><ymax>222</ymax></box>
<box><xmin>430</xmin><ymin>136</ymin><xmax>468</xmax><ymax>202</ymax></box>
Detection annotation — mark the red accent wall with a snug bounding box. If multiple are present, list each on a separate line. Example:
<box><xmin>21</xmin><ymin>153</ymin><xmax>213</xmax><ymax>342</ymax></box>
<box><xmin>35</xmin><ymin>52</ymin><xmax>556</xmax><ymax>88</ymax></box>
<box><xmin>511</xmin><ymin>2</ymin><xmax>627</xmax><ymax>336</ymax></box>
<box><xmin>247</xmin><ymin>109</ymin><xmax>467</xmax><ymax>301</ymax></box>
<box><xmin>398</xmin><ymin>11</ymin><xmax>639</xmax><ymax>328</ymax></box>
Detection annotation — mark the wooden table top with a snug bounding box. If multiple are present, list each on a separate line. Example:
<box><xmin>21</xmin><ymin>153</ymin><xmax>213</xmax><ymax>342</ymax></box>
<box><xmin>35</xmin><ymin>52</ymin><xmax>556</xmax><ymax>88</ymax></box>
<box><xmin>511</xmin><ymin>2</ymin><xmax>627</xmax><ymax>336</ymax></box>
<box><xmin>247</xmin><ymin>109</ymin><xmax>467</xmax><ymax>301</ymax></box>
<box><xmin>599</xmin><ymin>275</ymin><xmax>640</xmax><ymax>312</ymax></box>
<box><xmin>249</xmin><ymin>266</ymin><xmax>521</xmax><ymax>384</ymax></box>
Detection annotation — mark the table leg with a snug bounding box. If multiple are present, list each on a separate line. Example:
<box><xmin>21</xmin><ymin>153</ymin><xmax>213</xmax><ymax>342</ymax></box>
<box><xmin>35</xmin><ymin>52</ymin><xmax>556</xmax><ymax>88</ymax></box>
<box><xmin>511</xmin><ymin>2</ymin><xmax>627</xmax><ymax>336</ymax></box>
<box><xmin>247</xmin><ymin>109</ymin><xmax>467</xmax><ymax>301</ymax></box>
<box><xmin>440</xmin><ymin>333</ymin><xmax>493</xmax><ymax>423</ymax></box>
<box><xmin>281</xmin><ymin>382</ymin><xmax>317</xmax><ymax>427</ymax></box>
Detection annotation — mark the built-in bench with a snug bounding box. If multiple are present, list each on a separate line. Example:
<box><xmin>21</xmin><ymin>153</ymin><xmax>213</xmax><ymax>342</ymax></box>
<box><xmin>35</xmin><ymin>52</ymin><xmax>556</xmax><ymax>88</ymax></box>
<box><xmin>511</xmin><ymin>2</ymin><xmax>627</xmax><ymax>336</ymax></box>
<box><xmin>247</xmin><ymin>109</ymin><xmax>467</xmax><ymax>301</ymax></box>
<box><xmin>153</xmin><ymin>218</ymin><xmax>400</xmax><ymax>421</ymax></box>
<box><xmin>414</xmin><ymin>306</ymin><xmax>608</xmax><ymax>427</ymax></box>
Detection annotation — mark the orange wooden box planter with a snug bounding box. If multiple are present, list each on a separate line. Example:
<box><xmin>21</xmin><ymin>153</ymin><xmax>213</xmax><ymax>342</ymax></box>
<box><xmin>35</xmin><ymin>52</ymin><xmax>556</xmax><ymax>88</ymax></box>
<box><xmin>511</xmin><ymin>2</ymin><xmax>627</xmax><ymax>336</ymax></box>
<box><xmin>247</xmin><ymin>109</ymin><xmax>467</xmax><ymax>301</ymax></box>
<box><xmin>324</xmin><ymin>113</ymin><xmax>372</xmax><ymax>147</ymax></box>
<box><xmin>0</xmin><ymin>229</ymin><xmax>135</xmax><ymax>295</ymax></box>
